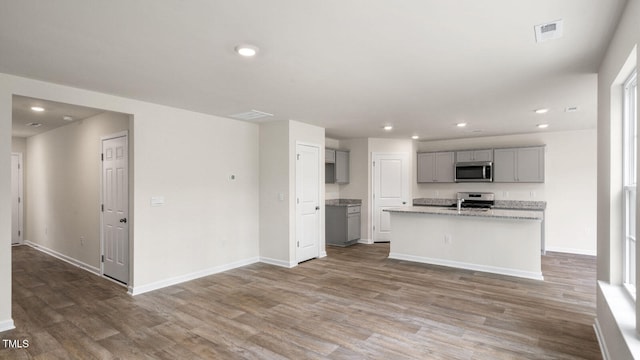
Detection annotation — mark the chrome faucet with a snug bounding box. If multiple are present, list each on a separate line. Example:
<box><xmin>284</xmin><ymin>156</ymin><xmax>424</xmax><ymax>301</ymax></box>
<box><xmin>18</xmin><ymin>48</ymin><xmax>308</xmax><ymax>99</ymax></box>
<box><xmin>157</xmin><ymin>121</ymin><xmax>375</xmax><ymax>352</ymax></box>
<box><xmin>457</xmin><ymin>198</ymin><xmax>465</xmax><ymax>212</ymax></box>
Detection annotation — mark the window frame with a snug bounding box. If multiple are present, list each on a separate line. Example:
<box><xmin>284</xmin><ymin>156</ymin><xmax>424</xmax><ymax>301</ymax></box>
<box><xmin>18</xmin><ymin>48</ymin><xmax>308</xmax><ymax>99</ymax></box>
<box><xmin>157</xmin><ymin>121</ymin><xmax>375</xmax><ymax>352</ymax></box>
<box><xmin>623</xmin><ymin>69</ymin><xmax>637</xmax><ymax>299</ymax></box>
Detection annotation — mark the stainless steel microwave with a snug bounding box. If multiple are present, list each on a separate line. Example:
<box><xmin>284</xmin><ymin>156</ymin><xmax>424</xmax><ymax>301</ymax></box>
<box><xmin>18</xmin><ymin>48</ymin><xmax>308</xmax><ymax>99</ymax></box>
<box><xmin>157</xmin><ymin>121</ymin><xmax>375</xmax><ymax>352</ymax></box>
<box><xmin>455</xmin><ymin>161</ymin><xmax>493</xmax><ymax>182</ymax></box>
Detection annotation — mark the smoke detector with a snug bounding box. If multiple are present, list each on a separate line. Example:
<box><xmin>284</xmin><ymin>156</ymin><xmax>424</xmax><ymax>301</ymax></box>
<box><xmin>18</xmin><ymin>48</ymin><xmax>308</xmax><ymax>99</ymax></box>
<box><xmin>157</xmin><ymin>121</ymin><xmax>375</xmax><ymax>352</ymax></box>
<box><xmin>534</xmin><ymin>19</ymin><xmax>563</xmax><ymax>43</ymax></box>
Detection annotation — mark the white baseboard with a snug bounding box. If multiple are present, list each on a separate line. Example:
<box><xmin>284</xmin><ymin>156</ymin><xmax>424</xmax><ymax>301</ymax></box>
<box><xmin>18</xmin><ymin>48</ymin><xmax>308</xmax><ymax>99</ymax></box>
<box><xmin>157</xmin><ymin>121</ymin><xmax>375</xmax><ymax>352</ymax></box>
<box><xmin>259</xmin><ymin>257</ymin><xmax>297</xmax><ymax>268</ymax></box>
<box><xmin>129</xmin><ymin>257</ymin><xmax>260</xmax><ymax>296</ymax></box>
<box><xmin>544</xmin><ymin>246</ymin><xmax>596</xmax><ymax>256</ymax></box>
<box><xmin>388</xmin><ymin>252</ymin><xmax>544</xmax><ymax>281</ymax></box>
<box><xmin>357</xmin><ymin>238</ymin><xmax>373</xmax><ymax>244</ymax></box>
<box><xmin>593</xmin><ymin>319</ymin><xmax>610</xmax><ymax>360</ymax></box>
<box><xmin>320</xmin><ymin>250</ymin><xmax>327</xmax><ymax>258</ymax></box>
<box><xmin>24</xmin><ymin>241</ymin><xmax>101</xmax><ymax>276</ymax></box>
<box><xmin>0</xmin><ymin>319</ymin><xmax>15</xmax><ymax>333</ymax></box>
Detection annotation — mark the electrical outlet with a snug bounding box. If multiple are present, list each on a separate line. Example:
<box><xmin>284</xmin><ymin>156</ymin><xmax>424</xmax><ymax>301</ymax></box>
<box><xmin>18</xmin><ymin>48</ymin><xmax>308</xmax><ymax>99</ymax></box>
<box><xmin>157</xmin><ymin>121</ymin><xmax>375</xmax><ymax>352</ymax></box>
<box><xmin>444</xmin><ymin>234</ymin><xmax>452</xmax><ymax>244</ymax></box>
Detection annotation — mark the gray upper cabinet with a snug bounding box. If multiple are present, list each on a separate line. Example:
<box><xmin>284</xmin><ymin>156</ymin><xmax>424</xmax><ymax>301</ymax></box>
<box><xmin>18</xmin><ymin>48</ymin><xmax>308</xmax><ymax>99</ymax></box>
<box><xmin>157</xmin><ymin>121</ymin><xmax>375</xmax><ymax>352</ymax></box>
<box><xmin>325</xmin><ymin>149</ymin><xmax>336</xmax><ymax>163</ymax></box>
<box><xmin>417</xmin><ymin>152</ymin><xmax>454</xmax><ymax>183</ymax></box>
<box><xmin>455</xmin><ymin>149</ymin><xmax>493</xmax><ymax>162</ymax></box>
<box><xmin>493</xmin><ymin>146</ymin><xmax>545</xmax><ymax>183</ymax></box>
<box><xmin>335</xmin><ymin>150</ymin><xmax>350</xmax><ymax>184</ymax></box>
<box><xmin>325</xmin><ymin>148</ymin><xmax>349</xmax><ymax>184</ymax></box>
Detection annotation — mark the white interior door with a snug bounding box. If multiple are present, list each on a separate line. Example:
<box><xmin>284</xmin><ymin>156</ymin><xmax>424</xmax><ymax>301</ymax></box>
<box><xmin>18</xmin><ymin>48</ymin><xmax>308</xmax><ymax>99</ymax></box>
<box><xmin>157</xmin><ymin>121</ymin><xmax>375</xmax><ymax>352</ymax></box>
<box><xmin>11</xmin><ymin>153</ymin><xmax>23</xmax><ymax>245</ymax></box>
<box><xmin>372</xmin><ymin>153</ymin><xmax>410</xmax><ymax>242</ymax></box>
<box><xmin>296</xmin><ymin>143</ymin><xmax>320</xmax><ymax>263</ymax></box>
<box><xmin>102</xmin><ymin>134</ymin><xmax>129</xmax><ymax>284</ymax></box>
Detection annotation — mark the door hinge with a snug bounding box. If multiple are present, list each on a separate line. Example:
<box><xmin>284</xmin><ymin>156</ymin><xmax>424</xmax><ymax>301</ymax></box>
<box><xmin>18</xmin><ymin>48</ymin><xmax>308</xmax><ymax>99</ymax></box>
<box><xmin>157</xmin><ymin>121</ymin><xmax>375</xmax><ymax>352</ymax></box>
<box><xmin>373</xmin><ymin>161</ymin><xmax>375</xmax><ymax>166</ymax></box>
<box><xmin>297</xmin><ymin>241</ymin><xmax>299</xmax><ymax>247</ymax></box>
<box><xmin>373</xmin><ymin>225</ymin><xmax>376</xmax><ymax>231</ymax></box>
<box><xmin>18</xmin><ymin>230</ymin><xmax>20</xmax><ymax>237</ymax></box>
<box><xmin>297</xmin><ymin>154</ymin><xmax>300</xmax><ymax>160</ymax></box>
<box><xmin>101</xmin><ymin>255</ymin><xmax>104</xmax><ymax>263</ymax></box>
<box><xmin>101</xmin><ymin>153</ymin><xmax>104</xmax><ymax>161</ymax></box>
<box><xmin>18</xmin><ymin>197</ymin><xmax>20</xmax><ymax>204</ymax></box>
<box><xmin>17</xmin><ymin>163</ymin><xmax>20</xmax><ymax>170</ymax></box>
<box><xmin>101</xmin><ymin>204</ymin><xmax>104</xmax><ymax>212</ymax></box>
<box><xmin>297</xmin><ymin>198</ymin><xmax>300</xmax><ymax>204</ymax></box>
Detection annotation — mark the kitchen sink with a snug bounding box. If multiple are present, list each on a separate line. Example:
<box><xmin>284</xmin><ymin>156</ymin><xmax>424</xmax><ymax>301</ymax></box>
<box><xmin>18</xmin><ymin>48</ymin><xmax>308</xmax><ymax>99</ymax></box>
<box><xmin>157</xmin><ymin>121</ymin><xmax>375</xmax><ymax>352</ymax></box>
<box><xmin>443</xmin><ymin>207</ymin><xmax>490</xmax><ymax>212</ymax></box>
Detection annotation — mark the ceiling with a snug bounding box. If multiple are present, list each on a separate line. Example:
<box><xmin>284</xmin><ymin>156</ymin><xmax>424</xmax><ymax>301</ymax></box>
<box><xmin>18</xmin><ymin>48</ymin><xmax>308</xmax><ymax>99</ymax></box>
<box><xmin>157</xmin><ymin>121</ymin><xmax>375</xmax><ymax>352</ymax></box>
<box><xmin>0</xmin><ymin>0</ymin><xmax>628</xmax><ymax>140</ymax></box>
<box><xmin>12</xmin><ymin>96</ymin><xmax>106</xmax><ymax>138</ymax></box>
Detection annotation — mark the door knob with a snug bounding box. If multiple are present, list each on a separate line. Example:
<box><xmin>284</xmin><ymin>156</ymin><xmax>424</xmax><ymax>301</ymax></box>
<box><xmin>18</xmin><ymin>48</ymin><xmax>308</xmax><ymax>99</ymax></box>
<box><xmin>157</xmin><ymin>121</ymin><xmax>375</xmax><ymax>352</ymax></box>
<box><xmin>119</xmin><ymin>218</ymin><xmax>127</xmax><ymax>223</ymax></box>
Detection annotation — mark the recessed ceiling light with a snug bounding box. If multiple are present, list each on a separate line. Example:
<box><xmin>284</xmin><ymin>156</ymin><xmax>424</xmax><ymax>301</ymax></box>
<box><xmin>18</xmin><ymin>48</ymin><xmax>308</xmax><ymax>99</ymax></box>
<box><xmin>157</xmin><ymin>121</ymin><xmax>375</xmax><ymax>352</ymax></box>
<box><xmin>235</xmin><ymin>44</ymin><xmax>259</xmax><ymax>57</ymax></box>
<box><xmin>411</xmin><ymin>135</ymin><xmax>419</xmax><ymax>140</ymax></box>
<box><xmin>535</xmin><ymin>108</ymin><xmax>549</xmax><ymax>114</ymax></box>
<box><xmin>31</xmin><ymin>106</ymin><xmax>45</xmax><ymax>112</ymax></box>
<box><xmin>456</xmin><ymin>122</ymin><xmax>467</xmax><ymax>128</ymax></box>
<box><xmin>383</xmin><ymin>125</ymin><xmax>393</xmax><ymax>131</ymax></box>
<box><xmin>63</xmin><ymin>115</ymin><xmax>74</xmax><ymax>121</ymax></box>
<box><xmin>537</xmin><ymin>124</ymin><xmax>549</xmax><ymax>129</ymax></box>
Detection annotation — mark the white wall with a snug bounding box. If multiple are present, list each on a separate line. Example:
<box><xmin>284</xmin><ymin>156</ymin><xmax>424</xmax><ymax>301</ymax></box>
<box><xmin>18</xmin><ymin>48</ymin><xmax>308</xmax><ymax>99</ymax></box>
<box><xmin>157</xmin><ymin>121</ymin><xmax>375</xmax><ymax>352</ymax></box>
<box><xmin>259</xmin><ymin>121</ymin><xmax>290</xmax><ymax>264</ymax></box>
<box><xmin>0</xmin><ymin>83</ymin><xmax>12</xmax><ymax>330</ymax></box>
<box><xmin>259</xmin><ymin>120</ymin><xmax>325</xmax><ymax>266</ymax></box>
<box><xmin>415</xmin><ymin>129</ymin><xmax>597</xmax><ymax>255</ymax></box>
<box><xmin>596</xmin><ymin>0</ymin><xmax>640</xmax><ymax>357</ymax></box>
<box><xmin>131</xmin><ymin>104</ymin><xmax>259</xmax><ymax>290</ymax></box>
<box><xmin>0</xmin><ymin>73</ymin><xmax>261</xmax><ymax>317</ymax></box>
<box><xmin>11</xmin><ymin>137</ymin><xmax>26</xmax><ymax>153</ymax></box>
<box><xmin>25</xmin><ymin>112</ymin><xmax>129</xmax><ymax>269</ymax></box>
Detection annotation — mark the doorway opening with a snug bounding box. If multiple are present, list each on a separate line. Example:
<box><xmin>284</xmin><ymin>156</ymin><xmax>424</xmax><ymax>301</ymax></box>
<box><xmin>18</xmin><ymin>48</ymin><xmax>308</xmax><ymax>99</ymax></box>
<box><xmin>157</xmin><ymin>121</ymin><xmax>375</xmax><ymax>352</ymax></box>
<box><xmin>11</xmin><ymin>95</ymin><xmax>132</xmax><ymax>288</ymax></box>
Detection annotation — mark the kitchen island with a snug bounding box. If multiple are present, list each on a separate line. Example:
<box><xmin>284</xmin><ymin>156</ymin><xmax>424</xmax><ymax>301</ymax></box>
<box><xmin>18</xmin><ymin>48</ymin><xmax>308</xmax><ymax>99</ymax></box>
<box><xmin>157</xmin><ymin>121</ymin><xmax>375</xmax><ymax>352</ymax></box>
<box><xmin>384</xmin><ymin>206</ymin><xmax>544</xmax><ymax>280</ymax></box>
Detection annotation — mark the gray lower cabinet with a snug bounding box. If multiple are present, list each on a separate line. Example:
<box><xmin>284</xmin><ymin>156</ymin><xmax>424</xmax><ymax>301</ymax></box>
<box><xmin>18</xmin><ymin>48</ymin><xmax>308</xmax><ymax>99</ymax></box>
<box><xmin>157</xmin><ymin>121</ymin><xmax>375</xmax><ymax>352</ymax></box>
<box><xmin>326</xmin><ymin>205</ymin><xmax>361</xmax><ymax>246</ymax></box>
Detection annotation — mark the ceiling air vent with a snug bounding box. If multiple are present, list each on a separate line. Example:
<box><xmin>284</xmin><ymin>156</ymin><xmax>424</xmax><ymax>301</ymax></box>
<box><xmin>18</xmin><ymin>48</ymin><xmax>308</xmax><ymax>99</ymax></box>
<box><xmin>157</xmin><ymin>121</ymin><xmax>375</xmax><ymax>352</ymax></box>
<box><xmin>26</xmin><ymin>122</ymin><xmax>42</xmax><ymax>127</ymax></box>
<box><xmin>229</xmin><ymin>110</ymin><xmax>274</xmax><ymax>122</ymax></box>
<box><xmin>534</xmin><ymin>19</ymin><xmax>563</xmax><ymax>43</ymax></box>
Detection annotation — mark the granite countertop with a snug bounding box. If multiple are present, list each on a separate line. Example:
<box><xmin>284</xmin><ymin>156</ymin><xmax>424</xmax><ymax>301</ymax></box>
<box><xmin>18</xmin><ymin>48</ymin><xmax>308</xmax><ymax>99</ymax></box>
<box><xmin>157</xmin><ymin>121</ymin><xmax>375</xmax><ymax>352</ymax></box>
<box><xmin>413</xmin><ymin>198</ymin><xmax>546</xmax><ymax>211</ymax></box>
<box><xmin>384</xmin><ymin>206</ymin><xmax>543</xmax><ymax>220</ymax></box>
<box><xmin>326</xmin><ymin>199</ymin><xmax>362</xmax><ymax>207</ymax></box>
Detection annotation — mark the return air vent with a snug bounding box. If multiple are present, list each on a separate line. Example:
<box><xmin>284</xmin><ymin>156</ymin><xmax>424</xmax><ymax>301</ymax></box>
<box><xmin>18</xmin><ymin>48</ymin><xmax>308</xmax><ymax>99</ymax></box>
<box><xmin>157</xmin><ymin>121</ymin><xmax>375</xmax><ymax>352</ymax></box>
<box><xmin>534</xmin><ymin>19</ymin><xmax>563</xmax><ymax>43</ymax></box>
<box><xmin>229</xmin><ymin>110</ymin><xmax>274</xmax><ymax>121</ymax></box>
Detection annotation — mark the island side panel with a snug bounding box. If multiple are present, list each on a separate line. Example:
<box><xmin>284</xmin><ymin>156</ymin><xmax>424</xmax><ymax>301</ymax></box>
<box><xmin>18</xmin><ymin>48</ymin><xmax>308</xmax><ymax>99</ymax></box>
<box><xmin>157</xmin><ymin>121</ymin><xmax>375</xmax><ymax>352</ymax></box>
<box><xmin>388</xmin><ymin>212</ymin><xmax>542</xmax><ymax>280</ymax></box>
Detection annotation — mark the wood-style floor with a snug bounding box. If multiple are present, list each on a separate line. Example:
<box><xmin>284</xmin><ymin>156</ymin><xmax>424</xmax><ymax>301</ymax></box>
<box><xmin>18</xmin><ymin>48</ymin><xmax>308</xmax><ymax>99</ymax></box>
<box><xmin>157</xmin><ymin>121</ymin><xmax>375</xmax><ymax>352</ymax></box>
<box><xmin>1</xmin><ymin>244</ymin><xmax>600</xmax><ymax>359</ymax></box>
